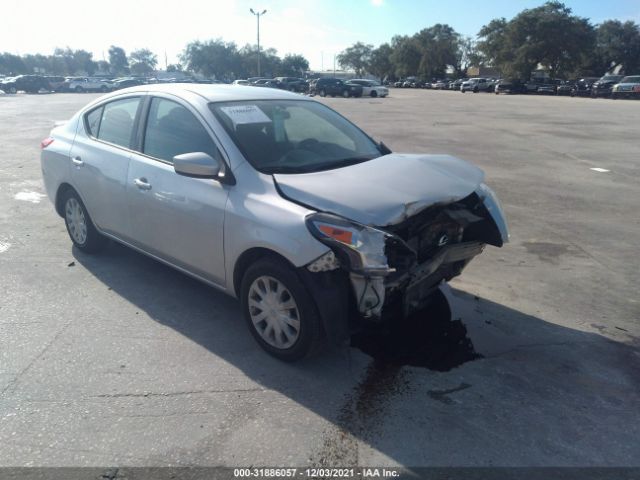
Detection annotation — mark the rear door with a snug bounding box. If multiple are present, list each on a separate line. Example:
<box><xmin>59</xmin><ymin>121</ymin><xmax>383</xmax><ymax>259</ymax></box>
<box><xmin>69</xmin><ymin>95</ymin><xmax>143</xmax><ymax>240</ymax></box>
<box><xmin>126</xmin><ymin>95</ymin><xmax>229</xmax><ymax>286</ymax></box>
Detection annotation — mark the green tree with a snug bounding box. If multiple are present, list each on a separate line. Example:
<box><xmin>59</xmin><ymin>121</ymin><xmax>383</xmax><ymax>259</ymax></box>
<box><xmin>414</xmin><ymin>24</ymin><xmax>461</xmax><ymax>79</ymax></box>
<box><xmin>280</xmin><ymin>54</ymin><xmax>309</xmax><ymax>76</ymax></box>
<box><xmin>181</xmin><ymin>39</ymin><xmax>242</xmax><ymax>79</ymax></box>
<box><xmin>167</xmin><ymin>64</ymin><xmax>183</xmax><ymax>72</ymax></box>
<box><xmin>594</xmin><ymin>20</ymin><xmax>640</xmax><ymax>74</ymax></box>
<box><xmin>389</xmin><ymin>35</ymin><xmax>421</xmax><ymax>78</ymax></box>
<box><xmin>477</xmin><ymin>2</ymin><xmax>594</xmax><ymax>79</ymax></box>
<box><xmin>239</xmin><ymin>45</ymin><xmax>281</xmax><ymax>78</ymax></box>
<box><xmin>129</xmin><ymin>48</ymin><xmax>158</xmax><ymax>75</ymax></box>
<box><xmin>108</xmin><ymin>46</ymin><xmax>129</xmax><ymax>75</ymax></box>
<box><xmin>369</xmin><ymin>43</ymin><xmax>394</xmax><ymax>82</ymax></box>
<box><xmin>0</xmin><ymin>52</ymin><xmax>27</xmax><ymax>74</ymax></box>
<box><xmin>456</xmin><ymin>37</ymin><xmax>483</xmax><ymax>76</ymax></box>
<box><xmin>337</xmin><ymin>42</ymin><xmax>373</xmax><ymax>76</ymax></box>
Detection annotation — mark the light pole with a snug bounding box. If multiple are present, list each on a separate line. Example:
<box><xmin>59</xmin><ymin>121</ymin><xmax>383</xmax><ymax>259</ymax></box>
<box><xmin>250</xmin><ymin>8</ymin><xmax>267</xmax><ymax>77</ymax></box>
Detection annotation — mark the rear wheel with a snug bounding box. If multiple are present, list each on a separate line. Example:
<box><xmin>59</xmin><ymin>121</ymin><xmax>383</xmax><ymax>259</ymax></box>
<box><xmin>74</xmin><ymin>85</ymin><xmax>84</xmax><ymax>93</ymax></box>
<box><xmin>241</xmin><ymin>257</ymin><xmax>323</xmax><ymax>361</ymax></box>
<box><xmin>342</xmin><ymin>89</ymin><xmax>350</xmax><ymax>98</ymax></box>
<box><xmin>319</xmin><ymin>89</ymin><xmax>326</xmax><ymax>97</ymax></box>
<box><xmin>62</xmin><ymin>189</ymin><xmax>107</xmax><ymax>253</ymax></box>
<box><xmin>370</xmin><ymin>90</ymin><xmax>378</xmax><ymax>98</ymax></box>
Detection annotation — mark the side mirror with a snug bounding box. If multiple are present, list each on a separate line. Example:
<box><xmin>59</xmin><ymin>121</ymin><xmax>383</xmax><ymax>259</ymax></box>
<box><xmin>378</xmin><ymin>141</ymin><xmax>392</xmax><ymax>155</ymax></box>
<box><xmin>173</xmin><ymin>152</ymin><xmax>221</xmax><ymax>179</ymax></box>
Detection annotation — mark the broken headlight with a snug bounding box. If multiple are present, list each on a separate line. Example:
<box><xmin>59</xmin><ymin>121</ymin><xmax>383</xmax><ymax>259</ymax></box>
<box><xmin>305</xmin><ymin>212</ymin><xmax>395</xmax><ymax>275</ymax></box>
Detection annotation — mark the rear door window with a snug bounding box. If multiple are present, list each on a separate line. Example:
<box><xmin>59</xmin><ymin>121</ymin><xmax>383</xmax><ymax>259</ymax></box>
<box><xmin>94</xmin><ymin>97</ymin><xmax>141</xmax><ymax>148</ymax></box>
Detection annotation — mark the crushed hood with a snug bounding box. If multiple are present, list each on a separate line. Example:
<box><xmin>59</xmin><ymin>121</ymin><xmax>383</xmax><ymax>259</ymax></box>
<box><xmin>274</xmin><ymin>153</ymin><xmax>485</xmax><ymax>226</ymax></box>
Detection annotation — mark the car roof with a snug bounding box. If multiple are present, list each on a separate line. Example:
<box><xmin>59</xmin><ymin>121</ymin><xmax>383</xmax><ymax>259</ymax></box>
<box><xmin>101</xmin><ymin>83</ymin><xmax>308</xmax><ymax>103</ymax></box>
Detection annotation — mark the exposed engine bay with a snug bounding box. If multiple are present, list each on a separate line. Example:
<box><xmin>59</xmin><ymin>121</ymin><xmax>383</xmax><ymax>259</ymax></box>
<box><xmin>305</xmin><ymin>186</ymin><xmax>508</xmax><ymax>321</ymax></box>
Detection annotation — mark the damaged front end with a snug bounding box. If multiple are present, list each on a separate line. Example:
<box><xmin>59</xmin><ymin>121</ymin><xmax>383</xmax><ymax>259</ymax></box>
<box><xmin>305</xmin><ymin>183</ymin><xmax>509</xmax><ymax>320</ymax></box>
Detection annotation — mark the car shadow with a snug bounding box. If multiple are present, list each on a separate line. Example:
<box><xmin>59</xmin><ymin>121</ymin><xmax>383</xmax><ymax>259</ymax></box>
<box><xmin>72</xmin><ymin>242</ymin><xmax>640</xmax><ymax>466</ymax></box>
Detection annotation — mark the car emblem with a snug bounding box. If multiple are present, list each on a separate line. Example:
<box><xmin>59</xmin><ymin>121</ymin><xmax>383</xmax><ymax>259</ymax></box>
<box><xmin>437</xmin><ymin>234</ymin><xmax>449</xmax><ymax>246</ymax></box>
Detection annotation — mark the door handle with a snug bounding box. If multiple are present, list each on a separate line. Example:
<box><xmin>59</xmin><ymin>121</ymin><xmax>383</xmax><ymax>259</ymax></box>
<box><xmin>134</xmin><ymin>178</ymin><xmax>152</xmax><ymax>190</ymax></box>
<box><xmin>71</xmin><ymin>156</ymin><xmax>83</xmax><ymax>166</ymax></box>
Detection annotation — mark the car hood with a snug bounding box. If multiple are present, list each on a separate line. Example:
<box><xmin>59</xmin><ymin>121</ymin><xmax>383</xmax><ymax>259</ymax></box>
<box><xmin>274</xmin><ymin>153</ymin><xmax>484</xmax><ymax>226</ymax></box>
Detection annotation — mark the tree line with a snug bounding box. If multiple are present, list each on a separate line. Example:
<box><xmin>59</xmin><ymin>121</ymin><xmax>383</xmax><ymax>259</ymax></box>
<box><xmin>0</xmin><ymin>46</ymin><xmax>160</xmax><ymax>77</ymax></box>
<box><xmin>2</xmin><ymin>2</ymin><xmax>638</xmax><ymax>81</ymax></box>
<box><xmin>339</xmin><ymin>1</ymin><xmax>640</xmax><ymax>81</ymax></box>
<box><xmin>0</xmin><ymin>41</ymin><xmax>309</xmax><ymax>80</ymax></box>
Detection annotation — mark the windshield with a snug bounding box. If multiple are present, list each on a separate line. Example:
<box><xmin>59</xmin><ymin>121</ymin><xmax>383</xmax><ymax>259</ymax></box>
<box><xmin>210</xmin><ymin>100</ymin><xmax>382</xmax><ymax>174</ymax></box>
<box><xmin>600</xmin><ymin>75</ymin><xmax>623</xmax><ymax>82</ymax></box>
<box><xmin>621</xmin><ymin>76</ymin><xmax>640</xmax><ymax>83</ymax></box>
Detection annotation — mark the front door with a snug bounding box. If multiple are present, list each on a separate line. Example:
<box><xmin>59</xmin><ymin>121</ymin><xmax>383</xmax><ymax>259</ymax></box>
<box><xmin>126</xmin><ymin>96</ymin><xmax>229</xmax><ymax>286</ymax></box>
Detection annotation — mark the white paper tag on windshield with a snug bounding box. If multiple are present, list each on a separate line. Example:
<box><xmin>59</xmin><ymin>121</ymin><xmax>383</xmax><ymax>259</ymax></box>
<box><xmin>220</xmin><ymin>105</ymin><xmax>271</xmax><ymax>127</ymax></box>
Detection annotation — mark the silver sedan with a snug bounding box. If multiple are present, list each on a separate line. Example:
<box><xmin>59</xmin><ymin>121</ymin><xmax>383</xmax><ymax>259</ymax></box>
<box><xmin>41</xmin><ymin>84</ymin><xmax>508</xmax><ymax>361</ymax></box>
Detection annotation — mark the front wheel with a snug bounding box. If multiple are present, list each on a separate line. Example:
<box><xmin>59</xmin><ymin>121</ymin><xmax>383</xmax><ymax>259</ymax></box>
<box><xmin>241</xmin><ymin>258</ymin><xmax>323</xmax><ymax>361</ymax></box>
<box><xmin>370</xmin><ymin>90</ymin><xmax>378</xmax><ymax>98</ymax></box>
<box><xmin>342</xmin><ymin>89</ymin><xmax>350</xmax><ymax>98</ymax></box>
<box><xmin>62</xmin><ymin>189</ymin><xmax>107</xmax><ymax>253</ymax></box>
<box><xmin>74</xmin><ymin>86</ymin><xmax>83</xmax><ymax>93</ymax></box>
<box><xmin>319</xmin><ymin>89</ymin><xmax>326</xmax><ymax>97</ymax></box>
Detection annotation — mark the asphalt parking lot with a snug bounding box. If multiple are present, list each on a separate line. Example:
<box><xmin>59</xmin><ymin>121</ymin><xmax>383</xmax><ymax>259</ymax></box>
<box><xmin>0</xmin><ymin>90</ymin><xmax>639</xmax><ymax>467</ymax></box>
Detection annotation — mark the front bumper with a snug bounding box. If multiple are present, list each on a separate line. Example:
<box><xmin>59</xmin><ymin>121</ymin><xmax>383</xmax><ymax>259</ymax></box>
<box><xmin>305</xmin><ymin>185</ymin><xmax>509</xmax><ymax>323</ymax></box>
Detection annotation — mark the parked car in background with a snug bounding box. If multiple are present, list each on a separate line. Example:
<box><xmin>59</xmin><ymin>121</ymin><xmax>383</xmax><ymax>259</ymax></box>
<box><xmin>591</xmin><ymin>74</ymin><xmax>624</xmax><ymax>98</ymax></box>
<box><xmin>449</xmin><ymin>79</ymin><xmax>466</xmax><ymax>90</ymax></box>
<box><xmin>274</xmin><ymin>77</ymin><xmax>308</xmax><ymax>92</ymax></box>
<box><xmin>65</xmin><ymin>77</ymin><xmax>111</xmax><ymax>93</ymax></box>
<box><xmin>251</xmin><ymin>79</ymin><xmax>280</xmax><ymax>89</ymax></box>
<box><xmin>232</xmin><ymin>79</ymin><xmax>250</xmax><ymax>86</ymax></box>
<box><xmin>310</xmin><ymin>78</ymin><xmax>362</xmax><ymax>97</ymax></box>
<box><xmin>432</xmin><ymin>80</ymin><xmax>449</xmax><ymax>90</ymax></box>
<box><xmin>346</xmin><ymin>79</ymin><xmax>389</xmax><ymax>97</ymax></box>
<box><xmin>524</xmin><ymin>78</ymin><xmax>546</xmax><ymax>93</ymax></box>
<box><xmin>44</xmin><ymin>76</ymin><xmax>66</xmax><ymax>92</ymax></box>
<box><xmin>461</xmin><ymin>78</ymin><xmax>491</xmax><ymax>93</ymax></box>
<box><xmin>494</xmin><ymin>79</ymin><xmax>527</xmax><ymax>94</ymax></box>
<box><xmin>569</xmin><ymin>77</ymin><xmax>599</xmax><ymax>97</ymax></box>
<box><xmin>110</xmin><ymin>77</ymin><xmax>146</xmax><ymax>90</ymax></box>
<box><xmin>486</xmin><ymin>78</ymin><xmax>500</xmax><ymax>92</ymax></box>
<box><xmin>1</xmin><ymin>75</ymin><xmax>50</xmax><ymax>93</ymax></box>
<box><xmin>536</xmin><ymin>79</ymin><xmax>563</xmax><ymax>95</ymax></box>
<box><xmin>611</xmin><ymin>75</ymin><xmax>640</xmax><ymax>99</ymax></box>
<box><xmin>40</xmin><ymin>83</ymin><xmax>508</xmax><ymax>361</ymax></box>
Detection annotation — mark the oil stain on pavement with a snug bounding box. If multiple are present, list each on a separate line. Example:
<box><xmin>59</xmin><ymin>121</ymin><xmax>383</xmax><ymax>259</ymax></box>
<box><xmin>314</xmin><ymin>290</ymin><xmax>481</xmax><ymax>466</ymax></box>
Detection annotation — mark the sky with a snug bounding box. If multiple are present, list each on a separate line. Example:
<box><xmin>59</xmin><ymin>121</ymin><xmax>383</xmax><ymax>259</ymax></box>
<box><xmin>2</xmin><ymin>0</ymin><xmax>639</xmax><ymax>71</ymax></box>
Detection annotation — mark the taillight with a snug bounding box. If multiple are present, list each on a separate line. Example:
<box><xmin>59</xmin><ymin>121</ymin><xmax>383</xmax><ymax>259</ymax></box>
<box><xmin>40</xmin><ymin>137</ymin><xmax>54</xmax><ymax>149</ymax></box>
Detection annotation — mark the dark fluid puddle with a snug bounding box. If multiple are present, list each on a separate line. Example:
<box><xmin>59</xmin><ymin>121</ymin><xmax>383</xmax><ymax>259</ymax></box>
<box><xmin>351</xmin><ymin>290</ymin><xmax>482</xmax><ymax>371</ymax></box>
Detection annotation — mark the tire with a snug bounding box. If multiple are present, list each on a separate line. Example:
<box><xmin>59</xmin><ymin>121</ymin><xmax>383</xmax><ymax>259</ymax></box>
<box><xmin>9</xmin><ymin>86</ymin><xmax>17</xmax><ymax>94</ymax></box>
<box><xmin>319</xmin><ymin>89</ymin><xmax>326</xmax><ymax>97</ymax></box>
<box><xmin>370</xmin><ymin>90</ymin><xmax>378</xmax><ymax>98</ymax></box>
<box><xmin>62</xmin><ymin>189</ymin><xmax>107</xmax><ymax>253</ymax></box>
<box><xmin>240</xmin><ymin>257</ymin><xmax>324</xmax><ymax>361</ymax></box>
<box><xmin>473</xmin><ymin>87</ymin><xmax>479</xmax><ymax>93</ymax></box>
<box><xmin>342</xmin><ymin>89</ymin><xmax>350</xmax><ymax>98</ymax></box>
<box><xmin>74</xmin><ymin>86</ymin><xmax>83</xmax><ymax>93</ymax></box>
<box><xmin>100</xmin><ymin>85</ymin><xmax>108</xmax><ymax>92</ymax></box>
